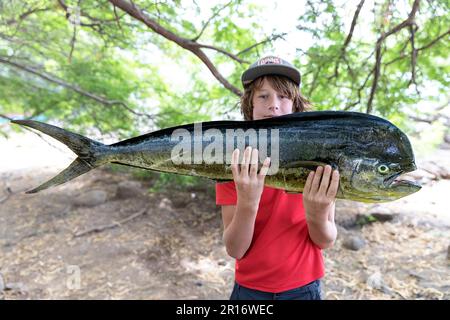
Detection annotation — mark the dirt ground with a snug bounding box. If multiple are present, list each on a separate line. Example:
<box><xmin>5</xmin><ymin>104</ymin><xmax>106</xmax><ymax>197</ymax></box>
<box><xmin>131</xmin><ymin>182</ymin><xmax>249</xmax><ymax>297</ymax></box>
<box><xmin>0</xmin><ymin>131</ymin><xmax>449</xmax><ymax>300</ymax></box>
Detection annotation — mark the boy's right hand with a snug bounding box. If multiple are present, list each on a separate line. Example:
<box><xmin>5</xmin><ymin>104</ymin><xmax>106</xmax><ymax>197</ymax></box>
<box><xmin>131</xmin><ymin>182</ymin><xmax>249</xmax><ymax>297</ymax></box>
<box><xmin>230</xmin><ymin>146</ymin><xmax>271</xmax><ymax>210</ymax></box>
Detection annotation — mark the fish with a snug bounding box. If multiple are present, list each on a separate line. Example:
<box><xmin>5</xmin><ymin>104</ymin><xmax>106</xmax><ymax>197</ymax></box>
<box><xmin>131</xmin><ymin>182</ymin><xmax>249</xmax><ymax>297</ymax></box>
<box><xmin>10</xmin><ymin>111</ymin><xmax>421</xmax><ymax>203</ymax></box>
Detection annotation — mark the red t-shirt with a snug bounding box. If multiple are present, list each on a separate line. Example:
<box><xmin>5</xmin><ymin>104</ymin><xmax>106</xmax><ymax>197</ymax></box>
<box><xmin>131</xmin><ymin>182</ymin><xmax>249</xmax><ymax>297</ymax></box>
<box><xmin>216</xmin><ymin>181</ymin><xmax>324</xmax><ymax>293</ymax></box>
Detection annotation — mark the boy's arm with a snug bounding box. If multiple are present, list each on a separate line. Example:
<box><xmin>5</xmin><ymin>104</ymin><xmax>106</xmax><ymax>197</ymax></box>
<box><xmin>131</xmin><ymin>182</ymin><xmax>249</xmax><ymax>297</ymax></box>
<box><xmin>303</xmin><ymin>165</ymin><xmax>339</xmax><ymax>249</ymax></box>
<box><xmin>306</xmin><ymin>203</ymin><xmax>337</xmax><ymax>249</ymax></box>
<box><xmin>221</xmin><ymin>147</ymin><xmax>271</xmax><ymax>260</ymax></box>
<box><xmin>221</xmin><ymin>202</ymin><xmax>258</xmax><ymax>260</ymax></box>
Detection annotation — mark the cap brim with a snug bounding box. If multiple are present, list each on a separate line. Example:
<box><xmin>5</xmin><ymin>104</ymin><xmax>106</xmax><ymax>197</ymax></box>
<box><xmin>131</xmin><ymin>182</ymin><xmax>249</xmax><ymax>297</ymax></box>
<box><xmin>242</xmin><ymin>65</ymin><xmax>301</xmax><ymax>87</ymax></box>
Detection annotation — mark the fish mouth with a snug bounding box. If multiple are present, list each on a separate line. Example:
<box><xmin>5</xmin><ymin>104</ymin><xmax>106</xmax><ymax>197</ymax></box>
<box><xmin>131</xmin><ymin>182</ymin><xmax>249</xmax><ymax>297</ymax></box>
<box><xmin>383</xmin><ymin>168</ymin><xmax>421</xmax><ymax>189</ymax></box>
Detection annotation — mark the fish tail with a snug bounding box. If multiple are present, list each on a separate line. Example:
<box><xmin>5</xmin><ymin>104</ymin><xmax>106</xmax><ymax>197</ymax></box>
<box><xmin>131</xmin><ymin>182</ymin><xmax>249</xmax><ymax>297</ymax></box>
<box><xmin>11</xmin><ymin>120</ymin><xmax>108</xmax><ymax>193</ymax></box>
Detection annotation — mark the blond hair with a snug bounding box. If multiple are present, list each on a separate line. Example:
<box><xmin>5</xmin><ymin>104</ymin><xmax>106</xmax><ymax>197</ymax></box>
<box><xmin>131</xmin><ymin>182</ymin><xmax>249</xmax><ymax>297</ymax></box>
<box><xmin>240</xmin><ymin>75</ymin><xmax>312</xmax><ymax>121</ymax></box>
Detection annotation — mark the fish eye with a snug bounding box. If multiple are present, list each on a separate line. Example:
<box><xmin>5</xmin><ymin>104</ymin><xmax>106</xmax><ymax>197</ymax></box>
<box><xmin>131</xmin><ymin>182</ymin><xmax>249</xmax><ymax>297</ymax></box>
<box><xmin>377</xmin><ymin>164</ymin><xmax>390</xmax><ymax>174</ymax></box>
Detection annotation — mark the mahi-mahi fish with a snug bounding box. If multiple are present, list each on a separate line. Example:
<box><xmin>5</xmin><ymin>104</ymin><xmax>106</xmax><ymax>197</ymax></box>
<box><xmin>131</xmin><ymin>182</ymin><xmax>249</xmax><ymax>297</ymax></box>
<box><xmin>11</xmin><ymin>111</ymin><xmax>421</xmax><ymax>203</ymax></box>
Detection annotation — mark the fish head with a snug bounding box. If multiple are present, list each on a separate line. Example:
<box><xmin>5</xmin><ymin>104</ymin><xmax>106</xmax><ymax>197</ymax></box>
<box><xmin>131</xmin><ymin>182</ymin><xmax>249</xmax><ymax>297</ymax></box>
<box><xmin>338</xmin><ymin>127</ymin><xmax>421</xmax><ymax>203</ymax></box>
<box><xmin>339</xmin><ymin>157</ymin><xmax>421</xmax><ymax>202</ymax></box>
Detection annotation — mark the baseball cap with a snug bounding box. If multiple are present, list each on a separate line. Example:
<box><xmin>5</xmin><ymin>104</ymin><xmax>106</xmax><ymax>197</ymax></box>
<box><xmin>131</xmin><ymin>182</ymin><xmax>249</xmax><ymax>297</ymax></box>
<box><xmin>241</xmin><ymin>56</ymin><xmax>301</xmax><ymax>88</ymax></box>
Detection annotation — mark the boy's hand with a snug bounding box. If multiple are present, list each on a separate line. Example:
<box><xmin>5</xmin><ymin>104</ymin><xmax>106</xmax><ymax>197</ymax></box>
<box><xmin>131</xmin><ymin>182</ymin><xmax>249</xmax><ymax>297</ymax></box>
<box><xmin>303</xmin><ymin>165</ymin><xmax>339</xmax><ymax>224</ymax></box>
<box><xmin>230</xmin><ymin>146</ymin><xmax>271</xmax><ymax>210</ymax></box>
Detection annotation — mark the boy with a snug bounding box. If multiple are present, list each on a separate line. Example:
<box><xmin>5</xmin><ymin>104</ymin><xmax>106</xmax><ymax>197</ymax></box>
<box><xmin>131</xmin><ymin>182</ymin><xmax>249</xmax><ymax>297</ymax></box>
<box><xmin>216</xmin><ymin>56</ymin><xmax>339</xmax><ymax>300</ymax></box>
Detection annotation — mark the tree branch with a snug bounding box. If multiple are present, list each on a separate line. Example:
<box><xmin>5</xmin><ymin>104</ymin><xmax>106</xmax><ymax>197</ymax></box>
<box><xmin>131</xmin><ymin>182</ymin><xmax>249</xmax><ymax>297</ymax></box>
<box><xmin>68</xmin><ymin>23</ymin><xmax>77</xmax><ymax>63</ymax></box>
<box><xmin>408</xmin><ymin>23</ymin><xmax>419</xmax><ymax>92</ymax></box>
<box><xmin>332</xmin><ymin>0</ymin><xmax>365</xmax><ymax>79</ymax></box>
<box><xmin>73</xmin><ymin>206</ymin><xmax>149</xmax><ymax>237</ymax></box>
<box><xmin>192</xmin><ymin>0</ymin><xmax>233</xmax><ymax>42</ymax></box>
<box><xmin>112</xmin><ymin>4</ymin><xmax>124</xmax><ymax>32</ymax></box>
<box><xmin>384</xmin><ymin>28</ymin><xmax>450</xmax><ymax>67</ymax></box>
<box><xmin>0</xmin><ymin>57</ymin><xmax>154</xmax><ymax>120</ymax></box>
<box><xmin>57</xmin><ymin>0</ymin><xmax>127</xmax><ymax>25</ymax></box>
<box><xmin>1</xmin><ymin>113</ymin><xmax>75</xmax><ymax>153</ymax></box>
<box><xmin>366</xmin><ymin>45</ymin><xmax>382</xmax><ymax>114</ymax></box>
<box><xmin>0</xmin><ymin>114</ymin><xmax>13</xmax><ymax>121</ymax></box>
<box><xmin>196</xmin><ymin>43</ymin><xmax>248</xmax><ymax>64</ymax></box>
<box><xmin>236</xmin><ymin>33</ymin><xmax>287</xmax><ymax>56</ymax></box>
<box><xmin>418</xmin><ymin>28</ymin><xmax>450</xmax><ymax>51</ymax></box>
<box><xmin>5</xmin><ymin>6</ymin><xmax>50</xmax><ymax>25</ymax></box>
<box><xmin>408</xmin><ymin>106</ymin><xmax>450</xmax><ymax>125</ymax></box>
<box><xmin>108</xmin><ymin>0</ymin><xmax>243</xmax><ymax>96</ymax></box>
<box><xmin>366</xmin><ymin>0</ymin><xmax>420</xmax><ymax>114</ymax></box>
<box><xmin>307</xmin><ymin>64</ymin><xmax>323</xmax><ymax>97</ymax></box>
<box><xmin>56</xmin><ymin>0</ymin><xmax>131</xmax><ymax>43</ymax></box>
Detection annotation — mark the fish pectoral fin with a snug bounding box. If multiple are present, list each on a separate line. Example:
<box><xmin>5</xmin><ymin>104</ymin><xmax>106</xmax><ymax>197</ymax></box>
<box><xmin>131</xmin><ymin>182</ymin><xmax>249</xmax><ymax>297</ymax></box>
<box><xmin>284</xmin><ymin>160</ymin><xmax>331</xmax><ymax>171</ymax></box>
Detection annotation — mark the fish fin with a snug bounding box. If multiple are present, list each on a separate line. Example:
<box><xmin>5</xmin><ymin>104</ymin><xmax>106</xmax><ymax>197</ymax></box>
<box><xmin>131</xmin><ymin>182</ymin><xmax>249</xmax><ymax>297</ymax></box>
<box><xmin>25</xmin><ymin>158</ymin><xmax>93</xmax><ymax>194</ymax></box>
<box><xmin>11</xmin><ymin>120</ymin><xmax>104</xmax><ymax>156</ymax></box>
<box><xmin>11</xmin><ymin>120</ymin><xmax>107</xmax><ymax>193</ymax></box>
<box><xmin>284</xmin><ymin>160</ymin><xmax>330</xmax><ymax>171</ymax></box>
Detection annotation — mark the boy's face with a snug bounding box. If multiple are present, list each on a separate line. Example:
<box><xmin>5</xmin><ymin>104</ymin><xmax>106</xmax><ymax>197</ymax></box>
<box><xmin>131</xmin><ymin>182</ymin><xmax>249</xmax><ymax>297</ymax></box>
<box><xmin>252</xmin><ymin>78</ymin><xmax>294</xmax><ymax>120</ymax></box>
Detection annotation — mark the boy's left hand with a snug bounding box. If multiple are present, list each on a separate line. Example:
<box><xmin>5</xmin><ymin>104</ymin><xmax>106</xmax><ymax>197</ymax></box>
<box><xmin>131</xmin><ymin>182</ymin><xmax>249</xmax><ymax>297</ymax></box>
<box><xmin>303</xmin><ymin>165</ymin><xmax>339</xmax><ymax>224</ymax></box>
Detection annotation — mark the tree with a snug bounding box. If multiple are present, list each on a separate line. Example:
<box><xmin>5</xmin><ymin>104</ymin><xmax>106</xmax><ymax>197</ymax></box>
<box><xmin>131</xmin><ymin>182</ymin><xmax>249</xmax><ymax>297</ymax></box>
<box><xmin>0</xmin><ymin>0</ymin><xmax>273</xmax><ymax>135</ymax></box>
<box><xmin>296</xmin><ymin>0</ymin><xmax>449</xmax><ymax>120</ymax></box>
<box><xmin>0</xmin><ymin>0</ymin><xmax>448</xmax><ymax>138</ymax></box>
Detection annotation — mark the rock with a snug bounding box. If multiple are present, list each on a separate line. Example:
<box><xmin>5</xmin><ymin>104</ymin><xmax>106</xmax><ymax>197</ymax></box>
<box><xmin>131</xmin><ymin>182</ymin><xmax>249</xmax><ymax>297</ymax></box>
<box><xmin>217</xmin><ymin>259</ymin><xmax>226</xmax><ymax>266</ymax></box>
<box><xmin>420</xmin><ymin>161</ymin><xmax>450</xmax><ymax>180</ymax></box>
<box><xmin>366</xmin><ymin>272</ymin><xmax>391</xmax><ymax>294</ymax></box>
<box><xmin>440</xmin><ymin>142</ymin><xmax>450</xmax><ymax>150</ymax></box>
<box><xmin>366</xmin><ymin>272</ymin><xmax>383</xmax><ymax>289</ymax></box>
<box><xmin>445</xmin><ymin>133</ymin><xmax>450</xmax><ymax>144</ymax></box>
<box><xmin>355</xmin><ymin>214</ymin><xmax>377</xmax><ymax>226</ymax></box>
<box><xmin>408</xmin><ymin>271</ymin><xmax>425</xmax><ymax>280</ymax></box>
<box><xmin>402</xmin><ymin>169</ymin><xmax>436</xmax><ymax>184</ymax></box>
<box><xmin>371</xmin><ymin>212</ymin><xmax>399</xmax><ymax>222</ymax></box>
<box><xmin>115</xmin><ymin>181</ymin><xmax>142</xmax><ymax>199</ymax></box>
<box><xmin>366</xmin><ymin>207</ymin><xmax>399</xmax><ymax>223</ymax></box>
<box><xmin>439</xmin><ymin>166</ymin><xmax>450</xmax><ymax>179</ymax></box>
<box><xmin>342</xmin><ymin>235</ymin><xmax>366</xmax><ymax>251</ymax></box>
<box><xmin>354</xmin><ymin>211</ymin><xmax>399</xmax><ymax>226</ymax></box>
<box><xmin>170</xmin><ymin>193</ymin><xmax>190</xmax><ymax>208</ymax></box>
<box><xmin>335</xmin><ymin>200</ymin><xmax>368</xmax><ymax>228</ymax></box>
<box><xmin>336</xmin><ymin>224</ymin><xmax>350</xmax><ymax>236</ymax></box>
<box><xmin>72</xmin><ymin>190</ymin><xmax>107</xmax><ymax>207</ymax></box>
<box><xmin>158</xmin><ymin>198</ymin><xmax>173</xmax><ymax>211</ymax></box>
<box><xmin>5</xmin><ymin>282</ymin><xmax>26</xmax><ymax>292</ymax></box>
